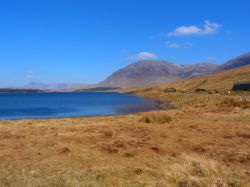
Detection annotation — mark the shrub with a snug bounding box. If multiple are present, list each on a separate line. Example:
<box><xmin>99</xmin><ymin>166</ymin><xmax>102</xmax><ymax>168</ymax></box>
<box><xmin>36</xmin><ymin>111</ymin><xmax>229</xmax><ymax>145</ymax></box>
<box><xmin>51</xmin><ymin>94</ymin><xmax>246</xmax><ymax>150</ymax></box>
<box><xmin>163</xmin><ymin>88</ymin><xmax>177</xmax><ymax>93</ymax></box>
<box><xmin>123</xmin><ymin>152</ymin><xmax>136</xmax><ymax>158</ymax></box>
<box><xmin>140</xmin><ymin>111</ymin><xmax>172</xmax><ymax>124</ymax></box>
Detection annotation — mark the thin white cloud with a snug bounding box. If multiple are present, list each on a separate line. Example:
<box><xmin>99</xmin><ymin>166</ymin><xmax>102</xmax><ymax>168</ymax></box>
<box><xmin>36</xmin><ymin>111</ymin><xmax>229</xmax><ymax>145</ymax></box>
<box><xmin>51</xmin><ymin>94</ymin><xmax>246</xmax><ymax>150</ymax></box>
<box><xmin>25</xmin><ymin>75</ymin><xmax>33</xmax><ymax>79</ymax></box>
<box><xmin>206</xmin><ymin>56</ymin><xmax>218</xmax><ymax>62</ymax></box>
<box><xmin>168</xmin><ymin>20</ymin><xmax>221</xmax><ymax>36</ymax></box>
<box><xmin>166</xmin><ymin>41</ymin><xmax>181</xmax><ymax>48</ymax></box>
<box><xmin>138</xmin><ymin>52</ymin><xmax>157</xmax><ymax>59</ymax></box>
<box><xmin>129</xmin><ymin>51</ymin><xmax>157</xmax><ymax>60</ymax></box>
<box><xmin>25</xmin><ymin>72</ymin><xmax>35</xmax><ymax>79</ymax></box>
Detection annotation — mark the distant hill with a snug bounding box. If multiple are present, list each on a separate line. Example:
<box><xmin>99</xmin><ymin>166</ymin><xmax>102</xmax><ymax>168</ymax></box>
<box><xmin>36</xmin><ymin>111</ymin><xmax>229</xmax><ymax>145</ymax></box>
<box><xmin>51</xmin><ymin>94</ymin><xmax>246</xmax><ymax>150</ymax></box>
<box><xmin>98</xmin><ymin>60</ymin><xmax>218</xmax><ymax>88</ymax></box>
<box><xmin>217</xmin><ymin>52</ymin><xmax>250</xmax><ymax>71</ymax></box>
<box><xmin>19</xmin><ymin>82</ymin><xmax>83</xmax><ymax>91</ymax></box>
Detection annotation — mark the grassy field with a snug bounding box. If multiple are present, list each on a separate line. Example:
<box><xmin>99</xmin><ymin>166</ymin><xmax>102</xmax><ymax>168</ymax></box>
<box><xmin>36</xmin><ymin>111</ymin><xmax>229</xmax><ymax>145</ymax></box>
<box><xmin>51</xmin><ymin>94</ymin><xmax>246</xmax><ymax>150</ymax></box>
<box><xmin>0</xmin><ymin>66</ymin><xmax>250</xmax><ymax>186</ymax></box>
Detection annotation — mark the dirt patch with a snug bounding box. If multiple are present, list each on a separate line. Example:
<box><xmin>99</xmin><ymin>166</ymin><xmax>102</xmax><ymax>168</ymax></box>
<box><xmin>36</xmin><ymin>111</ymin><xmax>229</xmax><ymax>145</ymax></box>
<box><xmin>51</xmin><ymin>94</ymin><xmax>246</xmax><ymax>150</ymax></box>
<box><xmin>101</xmin><ymin>131</ymin><xmax>113</xmax><ymax>138</ymax></box>
<box><xmin>193</xmin><ymin>146</ymin><xmax>206</xmax><ymax>153</ymax></box>
<box><xmin>60</xmin><ymin>147</ymin><xmax>71</xmax><ymax>154</ymax></box>
<box><xmin>237</xmin><ymin>133</ymin><xmax>250</xmax><ymax>139</ymax></box>
<box><xmin>151</xmin><ymin>147</ymin><xmax>163</xmax><ymax>154</ymax></box>
<box><xmin>101</xmin><ymin>144</ymin><xmax>119</xmax><ymax>154</ymax></box>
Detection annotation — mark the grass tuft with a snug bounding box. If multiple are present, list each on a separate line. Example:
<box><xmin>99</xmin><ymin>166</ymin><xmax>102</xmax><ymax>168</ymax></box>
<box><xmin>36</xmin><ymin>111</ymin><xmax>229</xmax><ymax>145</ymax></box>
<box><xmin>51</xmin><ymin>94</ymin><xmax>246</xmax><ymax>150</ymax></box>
<box><xmin>139</xmin><ymin>111</ymin><xmax>172</xmax><ymax>124</ymax></box>
<box><xmin>123</xmin><ymin>151</ymin><xmax>136</xmax><ymax>158</ymax></box>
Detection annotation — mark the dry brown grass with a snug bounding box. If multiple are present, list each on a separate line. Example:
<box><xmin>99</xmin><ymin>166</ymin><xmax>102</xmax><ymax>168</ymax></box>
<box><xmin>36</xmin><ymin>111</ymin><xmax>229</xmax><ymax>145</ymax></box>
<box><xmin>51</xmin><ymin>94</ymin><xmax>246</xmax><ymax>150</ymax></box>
<box><xmin>0</xmin><ymin>103</ymin><xmax>249</xmax><ymax>186</ymax></box>
<box><xmin>164</xmin><ymin>154</ymin><xmax>244</xmax><ymax>187</ymax></box>
<box><xmin>139</xmin><ymin>111</ymin><xmax>172</xmax><ymax>124</ymax></box>
<box><xmin>220</xmin><ymin>97</ymin><xmax>250</xmax><ymax>109</ymax></box>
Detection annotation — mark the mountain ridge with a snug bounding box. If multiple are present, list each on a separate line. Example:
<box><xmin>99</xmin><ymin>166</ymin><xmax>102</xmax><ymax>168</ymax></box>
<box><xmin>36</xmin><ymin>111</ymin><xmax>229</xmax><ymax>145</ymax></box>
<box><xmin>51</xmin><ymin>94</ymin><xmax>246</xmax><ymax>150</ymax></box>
<box><xmin>98</xmin><ymin>60</ymin><xmax>219</xmax><ymax>88</ymax></box>
<box><xmin>98</xmin><ymin>51</ymin><xmax>250</xmax><ymax>88</ymax></box>
<box><xmin>217</xmin><ymin>52</ymin><xmax>250</xmax><ymax>71</ymax></box>
<box><xmin>18</xmin><ymin>82</ymin><xmax>83</xmax><ymax>91</ymax></box>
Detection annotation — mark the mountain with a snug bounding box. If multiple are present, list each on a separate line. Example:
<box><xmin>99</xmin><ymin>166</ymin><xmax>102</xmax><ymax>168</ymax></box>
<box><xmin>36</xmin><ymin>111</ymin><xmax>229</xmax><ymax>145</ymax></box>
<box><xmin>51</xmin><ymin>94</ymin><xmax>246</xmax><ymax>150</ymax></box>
<box><xmin>217</xmin><ymin>52</ymin><xmax>250</xmax><ymax>71</ymax></box>
<box><xmin>99</xmin><ymin>60</ymin><xmax>180</xmax><ymax>87</ymax></box>
<box><xmin>179</xmin><ymin>63</ymin><xmax>218</xmax><ymax>78</ymax></box>
<box><xmin>98</xmin><ymin>60</ymin><xmax>218</xmax><ymax>88</ymax></box>
<box><xmin>20</xmin><ymin>82</ymin><xmax>83</xmax><ymax>91</ymax></box>
<box><xmin>98</xmin><ymin>51</ymin><xmax>250</xmax><ymax>88</ymax></box>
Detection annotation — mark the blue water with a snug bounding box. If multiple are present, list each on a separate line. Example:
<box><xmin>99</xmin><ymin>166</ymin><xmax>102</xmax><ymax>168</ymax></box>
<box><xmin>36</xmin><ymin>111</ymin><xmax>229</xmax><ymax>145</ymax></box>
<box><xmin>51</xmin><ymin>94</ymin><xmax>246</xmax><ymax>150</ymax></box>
<box><xmin>0</xmin><ymin>92</ymin><xmax>158</xmax><ymax>120</ymax></box>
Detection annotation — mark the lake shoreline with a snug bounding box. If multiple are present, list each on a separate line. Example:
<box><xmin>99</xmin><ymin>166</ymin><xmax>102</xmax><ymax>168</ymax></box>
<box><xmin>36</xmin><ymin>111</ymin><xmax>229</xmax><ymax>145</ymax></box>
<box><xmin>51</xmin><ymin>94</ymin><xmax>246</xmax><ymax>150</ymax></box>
<box><xmin>0</xmin><ymin>92</ymin><xmax>172</xmax><ymax>121</ymax></box>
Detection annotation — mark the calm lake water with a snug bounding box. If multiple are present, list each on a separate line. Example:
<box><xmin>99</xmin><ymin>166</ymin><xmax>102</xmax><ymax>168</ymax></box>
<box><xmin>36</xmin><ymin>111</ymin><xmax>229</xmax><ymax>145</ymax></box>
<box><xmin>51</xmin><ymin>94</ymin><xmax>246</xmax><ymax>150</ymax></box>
<box><xmin>0</xmin><ymin>92</ymin><xmax>158</xmax><ymax>120</ymax></box>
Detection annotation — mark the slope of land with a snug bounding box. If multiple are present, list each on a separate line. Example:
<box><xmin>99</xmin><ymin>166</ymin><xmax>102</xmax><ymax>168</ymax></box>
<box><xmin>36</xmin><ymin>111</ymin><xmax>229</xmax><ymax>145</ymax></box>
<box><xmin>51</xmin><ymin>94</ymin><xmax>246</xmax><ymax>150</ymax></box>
<box><xmin>121</xmin><ymin>64</ymin><xmax>250</xmax><ymax>94</ymax></box>
<box><xmin>217</xmin><ymin>52</ymin><xmax>250</xmax><ymax>71</ymax></box>
<box><xmin>161</xmin><ymin>64</ymin><xmax>250</xmax><ymax>92</ymax></box>
<box><xmin>98</xmin><ymin>60</ymin><xmax>218</xmax><ymax>88</ymax></box>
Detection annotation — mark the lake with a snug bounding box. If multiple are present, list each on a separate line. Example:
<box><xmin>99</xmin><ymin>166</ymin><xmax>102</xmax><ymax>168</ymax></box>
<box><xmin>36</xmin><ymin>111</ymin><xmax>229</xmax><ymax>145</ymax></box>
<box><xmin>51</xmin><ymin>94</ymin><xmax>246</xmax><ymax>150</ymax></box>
<box><xmin>0</xmin><ymin>92</ymin><xmax>159</xmax><ymax>120</ymax></box>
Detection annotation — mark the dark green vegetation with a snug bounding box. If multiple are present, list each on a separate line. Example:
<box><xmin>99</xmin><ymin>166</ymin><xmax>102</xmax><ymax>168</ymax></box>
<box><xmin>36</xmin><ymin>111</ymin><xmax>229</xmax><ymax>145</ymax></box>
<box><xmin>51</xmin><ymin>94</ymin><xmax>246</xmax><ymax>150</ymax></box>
<box><xmin>75</xmin><ymin>87</ymin><xmax>120</xmax><ymax>92</ymax></box>
<box><xmin>0</xmin><ymin>88</ymin><xmax>44</xmax><ymax>93</ymax></box>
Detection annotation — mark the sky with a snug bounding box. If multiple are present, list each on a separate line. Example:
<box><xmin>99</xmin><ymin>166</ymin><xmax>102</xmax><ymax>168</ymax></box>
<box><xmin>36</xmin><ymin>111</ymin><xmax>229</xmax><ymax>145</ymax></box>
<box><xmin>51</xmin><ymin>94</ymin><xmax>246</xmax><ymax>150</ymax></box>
<box><xmin>0</xmin><ymin>0</ymin><xmax>250</xmax><ymax>87</ymax></box>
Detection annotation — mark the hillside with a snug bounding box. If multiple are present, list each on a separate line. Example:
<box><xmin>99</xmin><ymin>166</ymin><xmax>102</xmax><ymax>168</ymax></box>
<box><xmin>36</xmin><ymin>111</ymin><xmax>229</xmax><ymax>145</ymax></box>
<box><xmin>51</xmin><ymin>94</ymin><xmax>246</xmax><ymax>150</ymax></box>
<box><xmin>155</xmin><ymin>64</ymin><xmax>250</xmax><ymax>92</ymax></box>
<box><xmin>99</xmin><ymin>60</ymin><xmax>180</xmax><ymax>87</ymax></box>
<box><xmin>99</xmin><ymin>60</ymin><xmax>218</xmax><ymax>88</ymax></box>
<box><xmin>217</xmin><ymin>52</ymin><xmax>250</xmax><ymax>71</ymax></box>
<box><xmin>179</xmin><ymin>62</ymin><xmax>218</xmax><ymax>78</ymax></box>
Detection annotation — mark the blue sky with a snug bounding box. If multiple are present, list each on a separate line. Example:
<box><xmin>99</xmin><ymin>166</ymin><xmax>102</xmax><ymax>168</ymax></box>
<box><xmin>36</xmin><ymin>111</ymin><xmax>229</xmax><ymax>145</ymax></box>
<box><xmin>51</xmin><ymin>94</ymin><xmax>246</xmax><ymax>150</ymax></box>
<box><xmin>0</xmin><ymin>0</ymin><xmax>250</xmax><ymax>87</ymax></box>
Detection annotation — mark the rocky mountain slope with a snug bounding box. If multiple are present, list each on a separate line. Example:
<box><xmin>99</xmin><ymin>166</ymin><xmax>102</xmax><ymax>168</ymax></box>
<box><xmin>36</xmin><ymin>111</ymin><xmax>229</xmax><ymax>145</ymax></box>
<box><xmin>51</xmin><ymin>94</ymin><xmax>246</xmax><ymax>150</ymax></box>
<box><xmin>98</xmin><ymin>60</ymin><xmax>218</xmax><ymax>87</ymax></box>
<box><xmin>217</xmin><ymin>52</ymin><xmax>250</xmax><ymax>71</ymax></box>
<box><xmin>98</xmin><ymin>52</ymin><xmax>250</xmax><ymax>88</ymax></box>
